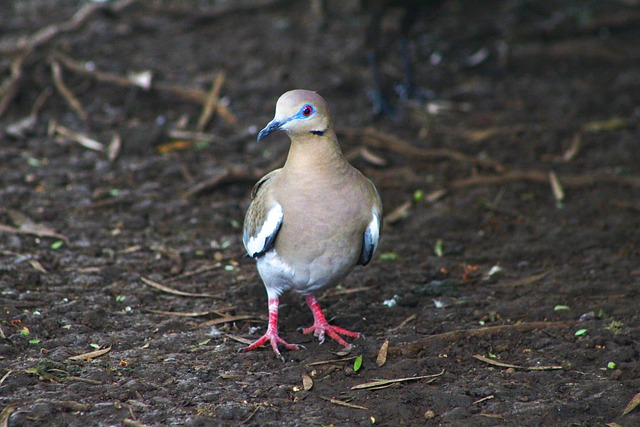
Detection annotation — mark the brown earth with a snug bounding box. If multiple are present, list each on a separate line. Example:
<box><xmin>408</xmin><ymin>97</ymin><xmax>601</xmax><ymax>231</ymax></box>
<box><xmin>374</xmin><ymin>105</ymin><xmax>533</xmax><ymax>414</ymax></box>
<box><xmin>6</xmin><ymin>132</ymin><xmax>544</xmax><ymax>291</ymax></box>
<box><xmin>1</xmin><ymin>0</ymin><xmax>639</xmax><ymax>426</ymax></box>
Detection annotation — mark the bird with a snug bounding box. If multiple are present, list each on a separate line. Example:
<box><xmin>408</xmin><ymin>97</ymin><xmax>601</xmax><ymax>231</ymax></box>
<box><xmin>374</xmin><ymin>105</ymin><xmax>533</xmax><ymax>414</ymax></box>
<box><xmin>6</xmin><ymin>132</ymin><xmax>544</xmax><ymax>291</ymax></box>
<box><xmin>241</xmin><ymin>89</ymin><xmax>383</xmax><ymax>360</ymax></box>
<box><xmin>365</xmin><ymin>0</ymin><xmax>445</xmax><ymax>117</ymax></box>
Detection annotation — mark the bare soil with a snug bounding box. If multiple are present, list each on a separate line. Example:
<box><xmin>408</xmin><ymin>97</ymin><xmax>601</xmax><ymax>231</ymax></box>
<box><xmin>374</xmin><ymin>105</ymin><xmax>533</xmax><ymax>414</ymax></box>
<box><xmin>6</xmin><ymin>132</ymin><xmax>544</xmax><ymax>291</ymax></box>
<box><xmin>1</xmin><ymin>1</ymin><xmax>639</xmax><ymax>426</ymax></box>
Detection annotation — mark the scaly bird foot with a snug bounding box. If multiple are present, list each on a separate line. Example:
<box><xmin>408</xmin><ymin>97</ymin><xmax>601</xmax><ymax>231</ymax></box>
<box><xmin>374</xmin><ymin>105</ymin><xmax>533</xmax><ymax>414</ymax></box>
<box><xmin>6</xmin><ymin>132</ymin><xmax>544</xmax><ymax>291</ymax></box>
<box><xmin>303</xmin><ymin>294</ymin><xmax>362</xmax><ymax>348</ymax></box>
<box><xmin>240</xmin><ymin>332</ymin><xmax>301</xmax><ymax>362</ymax></box>
<box><xmin>301</xmin><ymin>322</ymin><xmax>361</xmax><ymax>348</ymax></box>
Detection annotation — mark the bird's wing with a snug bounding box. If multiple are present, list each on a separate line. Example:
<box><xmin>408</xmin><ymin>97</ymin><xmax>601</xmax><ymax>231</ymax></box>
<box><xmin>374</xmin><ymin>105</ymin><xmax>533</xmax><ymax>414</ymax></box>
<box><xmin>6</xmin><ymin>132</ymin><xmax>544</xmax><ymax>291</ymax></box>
<box><xmin>358</xmin><ymin>182</ymin><xmax>383</xmax><ymax>266</ymax></box>
<box><xmin>243</xmin><ymin>169</ymin><xmax>284</xmax><ymax>258</ymax></box>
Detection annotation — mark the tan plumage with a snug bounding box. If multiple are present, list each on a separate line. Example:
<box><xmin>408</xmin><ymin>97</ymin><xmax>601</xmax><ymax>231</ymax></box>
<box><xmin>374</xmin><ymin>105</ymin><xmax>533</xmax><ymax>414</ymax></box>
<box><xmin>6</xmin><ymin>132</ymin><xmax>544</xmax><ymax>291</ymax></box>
<box><xmin>242</xmin><ymin>90</ymin><xmax>382</xmax><ymax>360</ymax></box>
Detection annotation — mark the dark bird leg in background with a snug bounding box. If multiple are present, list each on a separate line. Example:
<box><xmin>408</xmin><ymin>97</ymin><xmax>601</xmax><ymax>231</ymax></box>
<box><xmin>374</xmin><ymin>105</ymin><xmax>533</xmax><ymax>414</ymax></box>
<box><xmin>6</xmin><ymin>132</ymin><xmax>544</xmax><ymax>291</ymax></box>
<box><xmin>365</xmin><ymin>0</ymin><xmax>445</xmax><ymax>117</ymax></box>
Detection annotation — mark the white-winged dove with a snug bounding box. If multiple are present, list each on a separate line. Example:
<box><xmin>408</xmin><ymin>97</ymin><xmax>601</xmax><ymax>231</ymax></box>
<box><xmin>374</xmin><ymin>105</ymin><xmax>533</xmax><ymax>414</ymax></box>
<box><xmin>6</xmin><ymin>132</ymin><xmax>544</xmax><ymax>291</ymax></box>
<box><xmin>241</xmin><ymin>90</ymin><xmax>383</xmax><ymax>360</ymax></box>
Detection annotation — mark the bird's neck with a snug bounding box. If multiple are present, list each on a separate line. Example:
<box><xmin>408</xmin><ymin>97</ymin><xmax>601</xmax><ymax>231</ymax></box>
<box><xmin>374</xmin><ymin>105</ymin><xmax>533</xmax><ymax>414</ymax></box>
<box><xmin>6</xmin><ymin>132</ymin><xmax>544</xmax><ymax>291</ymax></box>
<box><xmin>282</xmin><ymin>130</ymin><xmax>348</xmax><ymax>176</ymax></box>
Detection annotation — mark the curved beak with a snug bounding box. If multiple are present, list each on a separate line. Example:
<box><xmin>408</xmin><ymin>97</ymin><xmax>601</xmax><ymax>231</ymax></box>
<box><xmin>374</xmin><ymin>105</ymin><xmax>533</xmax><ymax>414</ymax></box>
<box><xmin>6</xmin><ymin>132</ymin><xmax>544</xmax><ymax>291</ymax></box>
<box><xmin>257</xmin><ymin>119</ymin><xmax>283</xmax><ymax>142</ymax></box>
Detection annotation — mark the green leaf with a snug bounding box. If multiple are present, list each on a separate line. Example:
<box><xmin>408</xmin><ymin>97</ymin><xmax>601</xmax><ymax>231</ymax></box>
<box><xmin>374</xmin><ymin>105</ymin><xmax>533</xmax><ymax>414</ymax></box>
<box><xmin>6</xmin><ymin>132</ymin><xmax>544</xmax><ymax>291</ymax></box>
<box><xmin>26</xmin><ymin>156</ymin><xmax>42</xmax><ymax>167</ymax></box>
<box><xmin>353</xmin><ymin>355</ymin><xmax>363</xmax><ymax>372</ymax></box>
<box><xmin>434</xmin><ymin>239</ymin><xmax>443</xmax><ymax>257</ymax></box>
<box><xmin>50</xmin><ymin>240</ymin><xmax>64</xmax><ymax>250</ymax></box>
<box><xmin>574</xmin><ymin>329</ymin><xmax>587</xmax><ymax>337</ymax></box>
<box><xmin>607</xmin><ymin>362</ymin><xmax>616</xmax><ymax>370</ymax></box>
<box><xmin>29</xmin><ymin>339</ymin><xmax>41</xmax><ymax>344</ymax></box>
<box><xmin>554</xmin><ymin>305</ymin><xmax>570</xmax><ymax>311</ymax></box>
<box><xmin>115</xmin><ymin>295</ymin><xmax>126</xmax><ymax>303</ymax></box>
<box><xmin>379</xmin><ymin>252</ymin><xmax>398</xmax><ymax>262</ymax></box>
<box><xmin>413</xmin><ymin>189</ymin><xmax>425</xmax><ymax>203</ymax></box>
<box><xmin>90</xmin><ymin>343</ymin><xmax>100</xmax><ymax>349</ymax></box>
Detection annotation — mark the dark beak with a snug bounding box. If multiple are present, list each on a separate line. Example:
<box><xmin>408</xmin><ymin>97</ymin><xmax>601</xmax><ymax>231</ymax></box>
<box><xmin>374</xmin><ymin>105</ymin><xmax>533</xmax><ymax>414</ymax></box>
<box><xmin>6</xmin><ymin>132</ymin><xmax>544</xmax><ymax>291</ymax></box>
<box><xmin>257</xmin><ymin>120</ymin><xmax>283</xmax><ymax>142</ymax></box>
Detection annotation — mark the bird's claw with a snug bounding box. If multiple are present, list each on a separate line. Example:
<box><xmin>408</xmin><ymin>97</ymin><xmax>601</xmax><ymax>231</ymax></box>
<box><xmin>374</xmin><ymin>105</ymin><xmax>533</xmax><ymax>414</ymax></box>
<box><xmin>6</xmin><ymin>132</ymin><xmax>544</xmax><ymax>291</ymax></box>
<box><xmin>240</xmin><ymin>331</ymin><xmax>301</xmax><ymax>361</ymax></box>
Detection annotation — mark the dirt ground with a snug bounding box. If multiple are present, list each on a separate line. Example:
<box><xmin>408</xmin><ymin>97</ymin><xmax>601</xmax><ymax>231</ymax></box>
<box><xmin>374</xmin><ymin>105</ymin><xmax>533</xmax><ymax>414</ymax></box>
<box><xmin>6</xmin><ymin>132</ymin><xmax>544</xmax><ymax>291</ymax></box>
<box><xmin>1</xmin><ymin>0</ymin><xmax>639</xmax><ymax>425</ymax></box>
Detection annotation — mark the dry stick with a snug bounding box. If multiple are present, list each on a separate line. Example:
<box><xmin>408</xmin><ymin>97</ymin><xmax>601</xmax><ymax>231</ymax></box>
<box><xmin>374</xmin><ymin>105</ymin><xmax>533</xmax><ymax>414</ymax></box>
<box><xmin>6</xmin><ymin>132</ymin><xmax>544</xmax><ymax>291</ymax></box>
<box><xmin>390</xmin><ymin>321</ymin><xmax>575</xmax><ymax>357</ymax></box>
<box><xmin>319</xmin><ymin>396</ymin><xmax>368</xmax><ymax>410</ymax></box>
<box><xmin>451</xmin><ymin>170</ymin><xmax>640</xmax><ymax>190</ymax></box>
<box><xmin>345</xmin><ymin>128</ymin><xmax>640</xmax><ymax>190</ymax></box>
<box><xmin>140</xmin><ymin>276</ymin><xmax>219</xmax><ymax>298</ymax></box>
<box><xmin>50</xmin><ymin>61</ymin><xmax>88</xmax><ymax>122</ymax></box>
<box><xmin>182</xmin><ymin>168</ymin><xmax>260</xmax><ymax>199</ymax></box>
<box><xmin>472</xmin><ymin>354</ymin><xmax>563</xmax><ymax>371</ymax></box>
<box><xmin>0</xmin><ymin>0</ymin><xmax>138</xmax><ymax>55</ymax></box>
<box><xmin>196</xmin><ymin>72</ymin><xmax>226</xmax><ymax>131</ymax></box>
<box><xmin>0</xmin><ymin>52</ymin><xmax>29</xmax><ymax>117</ymax></box>
<box><xmin>0</xmin><ymin>0</ymin><xmax>138</xmax><ymax>117</ymax></box>
<box><xmin>53</xmin><ymin>52</ymin><xmax>237</xmax><ymax>125</ymax></box>
<box><xmin>163</xmin><ymin>263</ymin><xmax>223</xmax><ymax>283</ymax></box>
<box><xmin>339</xmin><ymin>127</ymin><xmax>506</xmax><ymax>173</ymax></box>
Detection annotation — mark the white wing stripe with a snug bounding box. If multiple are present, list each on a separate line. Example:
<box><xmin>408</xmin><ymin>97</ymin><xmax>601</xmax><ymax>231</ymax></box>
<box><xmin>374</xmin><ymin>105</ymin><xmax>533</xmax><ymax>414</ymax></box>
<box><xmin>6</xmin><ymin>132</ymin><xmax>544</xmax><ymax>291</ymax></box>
<box><xmin>245</xmin><ymin>204</ymin><xmax>283</xmax><ymax>256</ymax></box>
<box><xmin>367</xmin><ymin>212</ymin><xmax>380</xmax><ymax>251</ymax></box>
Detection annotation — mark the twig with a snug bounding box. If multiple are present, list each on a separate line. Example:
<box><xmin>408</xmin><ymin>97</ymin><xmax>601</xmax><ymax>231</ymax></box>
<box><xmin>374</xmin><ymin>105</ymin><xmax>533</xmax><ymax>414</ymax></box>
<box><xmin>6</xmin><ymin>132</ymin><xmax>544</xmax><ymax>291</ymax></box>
<box><xmin>0</xmin><ymin>0</ymin><xmax>138</xmax><ymax>55</ymax></box>
<box><xmin>319</xmin><ymin>396</ymin><xmax>368</xmax><ymax>410</ymax></box>
<box><xmin>305</xmin><ymin>355</ymin><xmax>359</xmax><ymax>366</ymax></box>
<box><xmin>196</xmin><ymin>71</ymin><xmax>227</xmax><ymax>131</ymax></box>
<box><xmin>0</xmin><ymin>370</ymin><xmax>12</xmax><ymax>387</ymax></box>
<box><xmin>389</xmin><ymin>314</ymin><xmax>417</xmax><ymax>331</ymax></box>
<box><xmin>339</xmin><ymin>127</ymin><xmax>506</xmax><ymax>173</ymax></box>
<box><xmin>199</xmin><ymin>315</ymin><xmax>259</xmax><ymax>327</ymax></box>
<box><xmin>473</xmin><ymin>395</ymin><xmax>495</xmax><ymax>405</ymax></box>
<box><xmin>53</xmin><ymin>52</ymin><xmax>237</xmax><ymax>125</ymax></box>
<box><xmin>140</xmin><ymin>277</ymin><xmax>219</xmax><ymax>298</ymax></box>
<box><xmin>351</xmin><ymin>370</ymin><xmax>445</xmax><ymax>390</ymax></box>
<box><xmin>147</xmin><ymin>306</ymin><xmax>236</xmax><ymax>318</ymax></box>
<box><xmin>390</xmin><ymin>321</ymin><xmax>575</xmax><ymax>357</ymax></box>
<box><xmin>50</xmin><ymin>61</ymin><xmax>89</xmax><ymax>122</ymax></box>
<box><xmin>0</xmin><ymin>0</ymin><xmax>138</xmax><ymax>117</ymax></box>
<box><xmin>164</xmin><ymin>263</ymin><xmax>223</xmax><ymax>283</ymax></box>
<box><xmin>182</xmin><ymin>168</ymin><xmax>260</xmax><ymax>199</ymax></box>
<box><xmin>492</xmin><ymin>271</ymin><xmax>551</xmax><ymax>288</ymax></box>
<box><xmin>451</xmin><ymin>170</ymin><xmax>640</xmax><ymax>190</ymax></box>
<box><xmin>240</xmin><ymin>406</ymin><xmax>260</xmax><ymax>425</ymax></box>
<box><xmin>49</xmin><ymin>121</ymin><xmax>104</xmax><ymax>151</ymax></box>
<box><xmin>64</xmin><ymin>376</ymin><xmax>103</xmax><ymax>385</ymax></box>
<box><xmin>473</xmin><ymin>354</ymin><xmax>563</xmax><ymax>371</ymax></box>
<box><xmin>0</xmin><ymin>52</ymin><xmax>29</xmax><ymax>117</ymax></box>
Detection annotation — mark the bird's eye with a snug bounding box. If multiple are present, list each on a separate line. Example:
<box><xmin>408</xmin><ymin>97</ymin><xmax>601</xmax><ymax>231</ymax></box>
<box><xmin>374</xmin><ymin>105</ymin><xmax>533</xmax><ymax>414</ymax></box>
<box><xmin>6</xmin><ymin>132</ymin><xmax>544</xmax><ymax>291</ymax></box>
<box><xmin>301</xmin><ymin>104</ymin><xmax>314</xmax><ymax>117</ymax></box>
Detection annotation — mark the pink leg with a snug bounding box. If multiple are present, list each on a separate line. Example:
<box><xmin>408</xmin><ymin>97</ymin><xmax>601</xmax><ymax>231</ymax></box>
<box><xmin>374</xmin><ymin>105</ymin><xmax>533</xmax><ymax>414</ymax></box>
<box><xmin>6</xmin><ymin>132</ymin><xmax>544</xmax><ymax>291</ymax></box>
<box><xmin>302</xmin><ymin>294</ymin><xmax>361</xmax><ymax>347</ymax></box>
<box><xmin>241</xmin><ymin>298</ymin><xmax>300</xmax><ymax>361</ymax></box>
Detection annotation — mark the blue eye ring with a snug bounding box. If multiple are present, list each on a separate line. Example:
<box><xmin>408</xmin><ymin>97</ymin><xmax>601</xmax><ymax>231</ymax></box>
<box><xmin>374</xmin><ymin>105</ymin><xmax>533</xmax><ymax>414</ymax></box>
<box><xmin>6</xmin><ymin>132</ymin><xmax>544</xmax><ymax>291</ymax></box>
<box><xmin>301</xmin><ymin>104</ymin><xmax>314</xmax><ymax>117</ymax></box>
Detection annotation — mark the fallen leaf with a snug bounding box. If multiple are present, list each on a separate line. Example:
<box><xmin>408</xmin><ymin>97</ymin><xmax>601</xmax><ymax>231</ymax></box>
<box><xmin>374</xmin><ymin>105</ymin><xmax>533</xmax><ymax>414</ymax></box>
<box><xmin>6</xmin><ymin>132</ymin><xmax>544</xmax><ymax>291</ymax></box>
<box><xmin>622</xmin><ymin>391</ymin><xmax>640</xmax><ymax>416</ymax></box>
<box><xmin>302</xmin><ymin>373</ymin><xmax>313</xmax><ymax>391</ymax></box>
<box><xmin>376</xmin><ymin>340</ymin><xmax>389</xmax><ymax>367</ymax></box>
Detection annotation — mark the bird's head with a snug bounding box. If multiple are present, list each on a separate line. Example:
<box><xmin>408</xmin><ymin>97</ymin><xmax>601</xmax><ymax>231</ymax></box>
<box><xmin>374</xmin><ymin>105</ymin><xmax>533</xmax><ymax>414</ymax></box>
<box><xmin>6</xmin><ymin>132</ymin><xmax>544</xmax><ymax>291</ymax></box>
<box><xmin>257</xmin><ymin>90</ymin><xmax>332</xmax><ymax>141</ymax></box>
